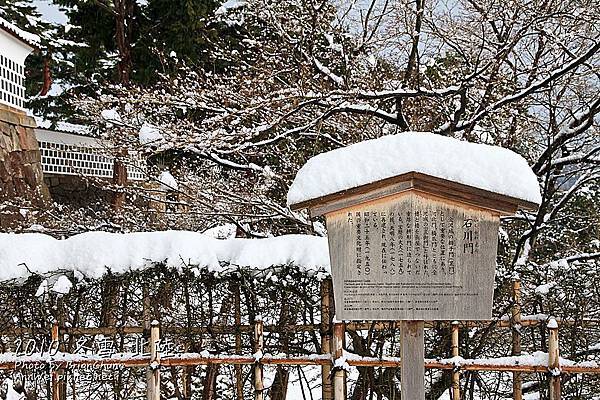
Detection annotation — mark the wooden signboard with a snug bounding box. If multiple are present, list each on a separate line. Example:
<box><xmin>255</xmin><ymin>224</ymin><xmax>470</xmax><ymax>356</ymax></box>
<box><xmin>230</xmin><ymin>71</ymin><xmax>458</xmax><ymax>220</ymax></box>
<box><xmin>291</xmin><ymin>172</ymin><xmax>538</xmax><ymax>322</ymax></box>
<box><xmin>326</xmin><ymin>191</ymin><xmax>499</xmax><ymax>321</ymax></box>
<box><xmin>290</xmin><ymin>154</ymin><xmax>539</xmax><ymax>400</ymax></box>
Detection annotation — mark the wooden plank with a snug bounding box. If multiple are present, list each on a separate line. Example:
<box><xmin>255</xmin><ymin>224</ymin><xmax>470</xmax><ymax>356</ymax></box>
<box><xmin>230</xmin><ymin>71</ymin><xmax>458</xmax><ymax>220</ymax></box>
<box><xmin>332</xmin><ymin>323</ymin><xmax>346</xmax><ymax>400</ymax></box>
<box><xmin>0</xmin><ymin>315</ymin><xmax>590</xmax><ymax>339</ymax></box>
<box><xmin>321</xmin><ymin>279</ymin><xmax>334</xmax><ymax>400</ymax></box>
<box><xmin>234</xmin><ymin>283</ymin><xmax>243</xmax><ymax>400</ymax></box>
<box><xmin>51</xmin><ymin>324</ymin><xmax>62</xmax><ymax>400</ymax></box>
<box><xmin>310</xmin><ymin>180</ymin><xmax>413</xmax><ymax>217</ymax></box>
<box><xmin>254</xmin><ymin>319</ymin><xmax>265</xmax><ymax>400</ymax></box>
<box><xmin>401</xmin><ymin>321</ymin><xmax>424</xmax><ymax>400</ymax></box>
<box><xmin>451</xmin><ymin>322</ymin><xmax>460</xmax><ymax>400</ymax></box>
<box><xmin>290</xmin><ymin>171</ymin><xmax>538</xmax><ymax>216</ymax></box>
<box><xmin>326</xmin><ymin>193</ymin><xmax>499</xmax><ymax>320</ymax></box>
<box><xmin>548</xmin><ymin>321</ymin><xmax>561</xmax><ymax>400</ymax></box>
<box><xmin>0</xmin><ymin>351</ymin><xmax>599</xmax><ymax>374</ymax></box>
<box><xmin>147</xmin><ymin>320</ymin><xmax>161</xmax><ymax>400</ymax></box>
<box><xmin>512</xmin><ymin>279</ymin><xmax>523</xmax><ymax>400</ymax></box>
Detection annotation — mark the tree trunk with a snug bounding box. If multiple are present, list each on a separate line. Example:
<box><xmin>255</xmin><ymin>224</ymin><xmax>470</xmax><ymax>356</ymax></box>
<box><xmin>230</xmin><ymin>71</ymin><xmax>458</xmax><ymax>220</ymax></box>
<box><xmin>112</xmin><ymin>149</ymin><xmax>128</xmax><ymax>210</ymax></box>
<box><xmin>114</xmin><ymin>0</ymin><xmax>134</xmax><ymax>85</ymax></box>
<box><xmin>270</xmin><ymin>367</ymin><xmax>290</xmax><ymax>400</ymax></box>
<box><xmin>39</xmin><ymin>53</ymin><xmax>52</xmax><ymax>96</ymax></box>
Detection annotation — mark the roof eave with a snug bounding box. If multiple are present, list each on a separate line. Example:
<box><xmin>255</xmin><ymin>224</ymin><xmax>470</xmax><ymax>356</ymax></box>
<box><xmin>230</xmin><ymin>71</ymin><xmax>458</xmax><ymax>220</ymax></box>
<box><xmin>289</xmin><ymin>171</ymin><xmax>540</xmax><ymax>217</ymax></box>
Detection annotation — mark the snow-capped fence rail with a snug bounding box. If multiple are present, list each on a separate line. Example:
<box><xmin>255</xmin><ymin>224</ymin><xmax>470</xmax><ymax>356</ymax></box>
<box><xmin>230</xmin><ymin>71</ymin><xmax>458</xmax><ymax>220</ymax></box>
<box><xmin>0</xmin><ymin>318</ymin><xmax>593</xmax><ymax>399</ymax></box>
<box><xmin>0</xmin><ymin>279</ymin><xmax>596</xmax><ymax>399</ymax></box>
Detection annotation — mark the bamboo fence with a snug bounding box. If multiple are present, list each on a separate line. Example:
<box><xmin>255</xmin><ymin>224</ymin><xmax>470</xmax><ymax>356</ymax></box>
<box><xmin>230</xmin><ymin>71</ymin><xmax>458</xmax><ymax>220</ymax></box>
<box><xmin>1</xmin><ymin>279</ymin><xmax>597</xmax><ymax>400</ymax></box>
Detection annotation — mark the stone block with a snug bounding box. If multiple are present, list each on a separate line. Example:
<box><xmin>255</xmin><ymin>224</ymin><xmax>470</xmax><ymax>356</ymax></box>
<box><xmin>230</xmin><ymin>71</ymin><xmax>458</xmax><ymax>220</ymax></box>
<box><xmin>23</xmin><ymin>164</ymin><xmax>38</xmax><ymax>186</ymax></box>
<box><xmin>13</xmin><ymin>177</ymin><xmax>29</xmax><ymax>196</ymax></box>
<box><xmin>22</xmin><ymin>149</ymin><xmax>41</xmax><ymax>164</ymax></box>
<box><xmin>0</xmin><ymin>160</ymin><xmax>12</xmax><ymax>182</ymax></box>
<box><xmin>17</xmin><ymin>126</ymin><xmax>39</xmax><ymax>151</ymax></box>
<box><xmin>0</xmin><ymin>131</ymin><xmax>19</xmax><ymax>153</ymax></box>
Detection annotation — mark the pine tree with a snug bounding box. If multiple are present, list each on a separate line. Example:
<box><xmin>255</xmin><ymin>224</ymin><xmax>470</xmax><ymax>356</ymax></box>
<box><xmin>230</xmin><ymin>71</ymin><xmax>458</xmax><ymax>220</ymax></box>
<box><xmin>0</xmin><ymin>1</ymin><xmax>57</xmax><ymax>103</ymax></box>
<box><xmin>134</xmin><ymin>0</ymin><xmax>223</xmax><ymax>83</ymax></box>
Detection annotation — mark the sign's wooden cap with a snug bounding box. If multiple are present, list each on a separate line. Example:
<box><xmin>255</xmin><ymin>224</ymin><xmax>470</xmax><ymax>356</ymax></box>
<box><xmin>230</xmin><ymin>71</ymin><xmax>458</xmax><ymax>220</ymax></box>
<box><xmin>290</xmin><ymin>171</ymin><xmax>539</xmax><ymax>217</ymax></box>
<box><xmin>287</xmin><ymin>133</ymin><xmax>541</xmax><ymax>217</ymax></box>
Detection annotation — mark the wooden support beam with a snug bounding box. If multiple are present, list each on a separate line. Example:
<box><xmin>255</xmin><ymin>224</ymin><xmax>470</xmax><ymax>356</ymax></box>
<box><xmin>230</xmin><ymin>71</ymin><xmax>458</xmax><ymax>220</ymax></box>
<box><xmin>451</xmin><ymin>322</ymin><xmax>460</xmax><ymax>400</ymax></box>
<box><xmin>512</xmin><ymin>279</ymin><xmax>523</xmax><ymax>400</ymax></box>
<box><xmin>321</xmin><ymin>279</ymin><xmax>334</xmax><ymax>400</ymax></box>
<box><xmin>0</xmin><ymin>315</ymin><xmax>595</xmax><ymax>338</ymax></box>
<box><xmin>234</xmin><ymin>283</ymin><xmax>243</xmax><ymax>400</ymax></box>
<box><xmin>0</xmin><ymin>351</ymin><xmax>598</xmax><ymax>374</ymax></box>
<box><xmin>51</xmin><ymin>324</ymin><xmax>63</xmax><ymax>400</ymax></box>
<box><xmin>254</xmin><ymin>319</ymin><xmax>264</xmax><ymax>400</ymax></box>
<box><xmin>401</xmin><ymin>321</ymin><xmax>425</xmax><ymax>400</ymax></box>
<box><xmin>548</xmin><ymin>319</ymin><xmax>561</xmax><ymax>400</ymax></box>
<box><xmin>332</xmin><ymin>322</ymin><xmax>346</xmax><ymax>400</ymax></box>
<box><xmin>147</xmin><ymin>320</ymin><xmax>161</xmax><ymax>400</ymax></box>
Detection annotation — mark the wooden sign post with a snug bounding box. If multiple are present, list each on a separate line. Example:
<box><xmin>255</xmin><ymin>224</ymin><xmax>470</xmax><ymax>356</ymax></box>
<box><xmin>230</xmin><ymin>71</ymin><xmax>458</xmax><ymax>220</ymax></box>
<box><xmin>288</xmin><ymin>134</ymin><xmax>540</xmax><ymax>398</ymax></box>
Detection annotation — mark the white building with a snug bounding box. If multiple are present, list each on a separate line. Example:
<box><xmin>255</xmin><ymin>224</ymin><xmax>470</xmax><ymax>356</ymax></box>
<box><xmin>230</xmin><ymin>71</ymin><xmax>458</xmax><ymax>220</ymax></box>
<box><xmin>0</xmin><ymin>17</ymin><xmax>145</xmax><ymax>206</ymax></box>
<box><xmin>0</xmin><ymin>16</ymin><xmax>39</xmax><ymax>110</ymax></box>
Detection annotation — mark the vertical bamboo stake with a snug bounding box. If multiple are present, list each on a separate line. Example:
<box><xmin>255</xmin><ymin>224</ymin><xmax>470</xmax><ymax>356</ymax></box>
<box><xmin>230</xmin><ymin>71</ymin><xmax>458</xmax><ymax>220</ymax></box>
<box><xmin>332</xmin><ymin>322</ymin><xmax>346</xmax><ymax>400</ymax></box>
<box><xmin>147</xmin><ymin>320</ymin><xmax>161</xmax><ymax>400</ymax></box>
<box><xmin>401</xmin><ymin>321</ymin><xmax>425</xmax><ymax>400</ymax></box>
<box><xmin>254</xmin><ymin>318</ymin><xmax>264</xmax><ymax>400</ymax></box>
<box><xmin>234</xmin><ymin>283</ymin><xmax>243</xmax><ymax>400</ymax></box>
<box><xmin>512</xmin><ymin>278</ymin><xmax>523</xmax><ymax>400</ymax></box>
<box><xmin>143</xmin><ymin>288</ymin><xmax>153</xmax><ymax>399</ymax></box>
<box><xmin>51</xmin><ymin>323</ymin><xmax>62</xmax><ymax>400</ymax></box>
<box><xmin>451</xmin><ymin>322</ymin><xmax>460</xmax><ymax>400</ymax></box>
<box><xmin>321</xmin><ymin>279</ymin><xmax>333</xmax><ymax>400</ymax></box>
<box><xmin>548</xmin><ymin>318</ymin><xmax>561</xmax><ymax>400</ymax></box>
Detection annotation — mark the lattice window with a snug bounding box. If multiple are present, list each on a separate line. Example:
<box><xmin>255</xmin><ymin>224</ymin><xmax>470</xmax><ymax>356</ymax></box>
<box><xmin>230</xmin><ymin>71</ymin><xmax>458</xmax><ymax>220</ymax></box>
<box><xmin>0</xmin><ymin>53</ymin><xmax>26</xmax><ymax>109</ymax></box>
<box><xmin>37</xmin><ymin>131</ymin><xmax>146</xmax><ymax>181</ymax></box>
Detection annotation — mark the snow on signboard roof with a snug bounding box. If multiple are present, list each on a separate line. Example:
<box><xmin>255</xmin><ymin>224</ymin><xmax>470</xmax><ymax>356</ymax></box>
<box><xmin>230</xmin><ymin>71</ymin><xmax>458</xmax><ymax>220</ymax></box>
<box><xmin>0</xmin><ymin>231</ymin><xmax>330</xmax><ymax>281</ymax></box>
<box><xmin>287</xmin><ymin>132</ymin><xmax>542</xmax><ymax>208</ymax></box>
<box><xmin>0</xmin><ymin>16</ymin><xmax>40</xmax><ymax>48</ymax></box>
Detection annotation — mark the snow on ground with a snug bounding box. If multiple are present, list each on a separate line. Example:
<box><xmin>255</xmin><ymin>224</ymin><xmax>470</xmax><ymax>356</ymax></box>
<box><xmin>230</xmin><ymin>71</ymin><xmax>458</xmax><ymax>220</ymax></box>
<box><xmin>288</xmin><ymin>132</ymin><xmax>541</xmax><ymax>206</ymax></box>
<box><xmin>0</xmin><ymin>231</ymin><xmax>330</xmax><ymax>281</ymax></box>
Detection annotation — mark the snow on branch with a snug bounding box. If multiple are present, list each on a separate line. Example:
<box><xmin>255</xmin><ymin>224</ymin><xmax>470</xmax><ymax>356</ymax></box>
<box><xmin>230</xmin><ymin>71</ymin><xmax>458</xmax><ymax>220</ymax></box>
<box><xmin>446</xmin><ymin>39</ymin><xmax>600</xmax><ymax>134</ymax></box>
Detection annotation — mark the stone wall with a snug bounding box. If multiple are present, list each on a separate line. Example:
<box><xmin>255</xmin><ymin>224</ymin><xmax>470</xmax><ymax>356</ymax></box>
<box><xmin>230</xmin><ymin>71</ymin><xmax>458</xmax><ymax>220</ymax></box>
<box><xmin>0</xmin><ymin>103</ymin><xmax>49</xmax><ymax>205</ymax></box>
<box><xmin>44</xmin><ymin>175</ymin><xmax>111</xmax><ymax>207</ymax></box>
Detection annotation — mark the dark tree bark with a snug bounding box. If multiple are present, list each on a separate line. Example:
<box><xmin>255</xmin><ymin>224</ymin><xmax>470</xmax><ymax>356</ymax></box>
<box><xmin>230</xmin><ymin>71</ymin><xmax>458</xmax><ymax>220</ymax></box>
<box><xmin>113</xmin><ymin>0</ymin><xmax>134</xmax><ymax>85</ymax></box>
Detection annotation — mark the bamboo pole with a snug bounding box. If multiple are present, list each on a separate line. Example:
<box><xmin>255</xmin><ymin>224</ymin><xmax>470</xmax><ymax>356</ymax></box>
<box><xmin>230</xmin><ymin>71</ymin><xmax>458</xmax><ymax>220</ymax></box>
<box><xmin>321</xmin><ymin>279</ymin><xmax>334</xmax><ymax>400</ymax></box>
<box><xmin>332</xmin><ymin>322</ymin><xmax>346</xmax><ymax>400</ymax></box>
<box><xmin>1</xmin><ymin>315</ymin><xmax>595</xmax><ymax>338</ymax></box>
<box><xmin>0</xmin><ymin>351</ymin><xmax>599</xmax><ymax>373</ymax></box>
<box><xmin>51</xmin><ymin>323</ymin><xmax>62</xmax><ymax>400</ymax></box>
<box><xmin>451</xmin><ymin>322</ymin><xmax>460</xmax><ymax>400</ymax></box>
<box><xmin>512</xmin><ymin>278</ymin><xmax>523</xmax><ymax>400</ymax></box>
<box><xmin>548</xmin><ymin>318</ymin><xmax>561</xmax><ymax>400</ymax></box>
<box><xmin>234</xmin><ymin>283</ymin><xmax>243</xmax><ymax>400</ymax></box>
<box><xmin>147</xmin><ymin>320</ymin><xmax>161</xmax><ymax>400</ymax></box>
<box><xmin>254</xmin><ymin>319</ymin><xmax>264</xmax><ymax>400</ymax></box>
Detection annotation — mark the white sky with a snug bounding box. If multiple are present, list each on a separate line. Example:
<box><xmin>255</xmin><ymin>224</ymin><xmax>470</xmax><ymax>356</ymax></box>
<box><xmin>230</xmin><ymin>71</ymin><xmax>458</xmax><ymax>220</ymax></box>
<box><xmin>34</xmin><ymin>0</ymin><xmax>67</xmax><ymax>25</ymax></box>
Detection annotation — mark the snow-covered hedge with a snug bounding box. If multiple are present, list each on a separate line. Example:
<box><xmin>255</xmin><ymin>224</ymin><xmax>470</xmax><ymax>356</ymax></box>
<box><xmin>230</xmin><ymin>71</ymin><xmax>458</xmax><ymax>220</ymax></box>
<box><xmin>0</xmin><ymin>231</ymin><xmax>329</xmax><ymax>281</ymax></box>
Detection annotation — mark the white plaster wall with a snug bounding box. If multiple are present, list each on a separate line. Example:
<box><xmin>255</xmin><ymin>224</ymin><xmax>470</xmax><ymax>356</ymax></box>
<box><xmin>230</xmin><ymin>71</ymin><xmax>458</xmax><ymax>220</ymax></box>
<box><xmin>0</xmin><ymin>29</ymin><xmax>34</xmax><ymax>64</ymax></box>
<box><xmin>0</xmin><ymin>29</ymin><xmax>34</xmax><ymax>110</ymax></box>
